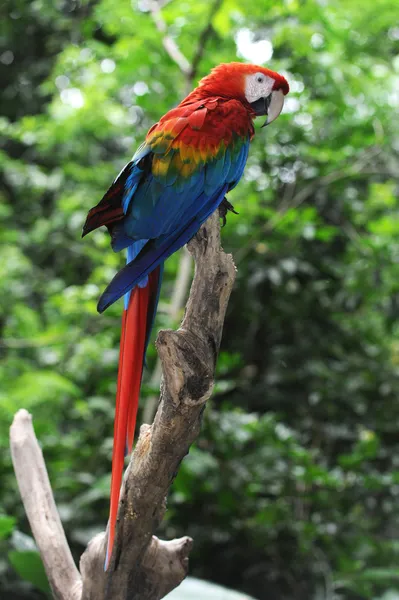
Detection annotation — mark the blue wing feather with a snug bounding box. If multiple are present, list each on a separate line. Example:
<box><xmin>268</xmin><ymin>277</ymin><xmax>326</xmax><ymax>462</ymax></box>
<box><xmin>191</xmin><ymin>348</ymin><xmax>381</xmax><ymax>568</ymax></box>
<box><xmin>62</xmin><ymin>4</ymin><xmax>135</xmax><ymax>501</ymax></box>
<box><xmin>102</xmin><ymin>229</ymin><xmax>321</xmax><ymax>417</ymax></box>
<box><xmin>205</xmin><ymin>155</ymin><xmax>227</xmax><ymax>193</ymax></box>
<box><xmin>98</xmin><ymin>184</ymin><xmax>229</xmax><ymax>312</ymax></box>
<box><xmin>227</xmin><ymin>143</ymin><xmax>249</xmax><ymax>189</ymax></box>
<box><xmin>122</xmin><ymin>171</ymin><xmax>142</xmax><ymax>214</ymax></box>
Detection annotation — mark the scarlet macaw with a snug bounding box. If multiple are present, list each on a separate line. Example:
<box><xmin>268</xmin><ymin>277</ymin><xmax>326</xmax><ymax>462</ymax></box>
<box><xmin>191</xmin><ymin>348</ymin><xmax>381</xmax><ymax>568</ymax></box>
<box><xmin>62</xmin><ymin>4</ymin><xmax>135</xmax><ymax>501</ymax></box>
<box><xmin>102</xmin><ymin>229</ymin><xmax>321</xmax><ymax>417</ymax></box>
<box><xmin>83</xmin><ymin>62</ymin><xmax>289</xmax><ymax>567</ymax></box>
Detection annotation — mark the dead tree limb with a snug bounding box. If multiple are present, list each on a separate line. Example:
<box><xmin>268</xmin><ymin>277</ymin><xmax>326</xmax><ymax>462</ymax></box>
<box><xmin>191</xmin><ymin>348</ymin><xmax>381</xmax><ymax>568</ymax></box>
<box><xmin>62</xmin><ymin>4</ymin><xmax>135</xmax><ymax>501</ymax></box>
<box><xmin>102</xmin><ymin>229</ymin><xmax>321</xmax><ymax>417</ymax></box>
<box><xmin>10</xmin><ymin>211</ymin><xmax>236</xmax><ymax>600</ymax></box>
<box><xmin>10</xmin><ymin>409</ymin><xmax>82</xmax><ymax>600</ymax></box>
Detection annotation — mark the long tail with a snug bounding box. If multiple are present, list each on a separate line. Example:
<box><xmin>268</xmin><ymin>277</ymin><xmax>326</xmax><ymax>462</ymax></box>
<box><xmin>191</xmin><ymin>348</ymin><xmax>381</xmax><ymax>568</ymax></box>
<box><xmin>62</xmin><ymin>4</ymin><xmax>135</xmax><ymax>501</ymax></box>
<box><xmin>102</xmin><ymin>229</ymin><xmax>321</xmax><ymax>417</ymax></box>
<box><xmin>105</xmin><ymin>263</ymin><xmax>162</xmax><ymax>569</ymax></box>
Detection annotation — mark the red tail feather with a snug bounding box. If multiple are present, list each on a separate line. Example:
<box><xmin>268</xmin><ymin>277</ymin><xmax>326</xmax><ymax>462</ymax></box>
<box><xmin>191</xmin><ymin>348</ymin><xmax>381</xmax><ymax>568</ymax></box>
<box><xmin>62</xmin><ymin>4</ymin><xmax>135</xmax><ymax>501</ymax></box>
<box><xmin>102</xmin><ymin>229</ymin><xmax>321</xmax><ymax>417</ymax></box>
<box><xmin>126</xmin><ymin>285</ymin><xmax>150</xmax><ymax>454</ymax></box>
<box><xmin>105</xmin><ymin>285</ymin><xmax>149</xmax><ymax>569</ymax></box>
<box><xmin>106</xmin><ymin>309</ymin><xmax>127</xmax><ymax>569</ymax></box>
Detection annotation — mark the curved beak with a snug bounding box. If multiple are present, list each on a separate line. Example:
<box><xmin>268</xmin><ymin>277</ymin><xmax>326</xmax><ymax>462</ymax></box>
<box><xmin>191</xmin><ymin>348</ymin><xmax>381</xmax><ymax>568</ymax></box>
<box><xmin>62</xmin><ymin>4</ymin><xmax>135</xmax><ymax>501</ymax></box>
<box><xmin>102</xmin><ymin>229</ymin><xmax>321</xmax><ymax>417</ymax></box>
<box><xmin>264</xmin><ymin>89</ymin><xmax>285</xmax><ymax>126</ymax></box>
<box><xmin>250</xmin><ymin>89</ymin><xmax>285</xmax><ymax>128</ymax></box>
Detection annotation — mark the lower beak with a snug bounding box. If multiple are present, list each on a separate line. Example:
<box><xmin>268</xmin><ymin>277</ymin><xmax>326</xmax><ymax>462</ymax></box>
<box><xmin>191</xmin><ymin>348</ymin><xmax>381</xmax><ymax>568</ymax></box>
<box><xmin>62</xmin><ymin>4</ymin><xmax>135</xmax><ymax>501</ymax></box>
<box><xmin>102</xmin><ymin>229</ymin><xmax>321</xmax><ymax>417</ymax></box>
<box><xmin>250</xmin><ymin>89</ymin><xmax>285</xmax><ymax>127</ymax></box>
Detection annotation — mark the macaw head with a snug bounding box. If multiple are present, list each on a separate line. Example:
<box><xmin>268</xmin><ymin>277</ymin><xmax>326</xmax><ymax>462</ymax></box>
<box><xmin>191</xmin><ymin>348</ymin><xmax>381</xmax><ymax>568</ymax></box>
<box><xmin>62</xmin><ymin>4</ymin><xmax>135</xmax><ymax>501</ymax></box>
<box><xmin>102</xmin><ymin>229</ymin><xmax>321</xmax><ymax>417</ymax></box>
<box><xmin>198</xmin><ymin>62</ymin><xmax>289</xmax><ymax>126</ymax></box>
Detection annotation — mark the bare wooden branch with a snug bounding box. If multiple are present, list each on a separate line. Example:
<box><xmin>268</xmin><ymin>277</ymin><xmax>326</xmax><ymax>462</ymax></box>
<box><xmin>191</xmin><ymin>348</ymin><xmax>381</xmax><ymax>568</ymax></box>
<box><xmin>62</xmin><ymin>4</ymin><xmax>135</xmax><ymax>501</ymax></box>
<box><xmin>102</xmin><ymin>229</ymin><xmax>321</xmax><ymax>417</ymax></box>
<box><xmin>10</xmin><ymin>409</ymin><xmax>82</xmax><ymax>600</ymax></box>
<box><xmin>10</xmin><ymin>212</ymin><xmax>236</xmax><ymax>600</ymax></box>
<box><xmin>148</xmin><ymin>0</ymin><xmax>191</xmax><ymax>75</ymax></box>
<box><xmin>189</xmin><ymin>0</ymin><xmax>224</xmax><ymax>80</ymax></box>
<box><xmin>148</xmin><ymin>0</ymin><xmax>222</xmax><ymax>89</ymax></box>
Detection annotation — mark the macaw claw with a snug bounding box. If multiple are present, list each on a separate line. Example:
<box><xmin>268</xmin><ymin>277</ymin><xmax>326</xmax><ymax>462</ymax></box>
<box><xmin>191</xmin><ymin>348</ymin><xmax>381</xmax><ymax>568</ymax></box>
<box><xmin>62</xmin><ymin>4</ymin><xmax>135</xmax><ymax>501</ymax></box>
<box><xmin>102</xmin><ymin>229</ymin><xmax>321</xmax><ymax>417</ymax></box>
<box><xmin>219</xmin><ymin>197</ymin><xmax>239</xmax><ymax>227</ymax></box>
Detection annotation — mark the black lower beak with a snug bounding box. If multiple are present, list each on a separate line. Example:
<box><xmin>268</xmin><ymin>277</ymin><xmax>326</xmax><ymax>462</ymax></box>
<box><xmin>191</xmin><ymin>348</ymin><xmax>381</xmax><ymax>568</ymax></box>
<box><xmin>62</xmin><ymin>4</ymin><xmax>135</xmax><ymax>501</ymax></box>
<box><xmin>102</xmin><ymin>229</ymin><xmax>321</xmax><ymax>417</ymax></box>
<box><xmin>249</xmin><ymin>96</ymin><xmax>272</xmax><ymax>127</ymax></box>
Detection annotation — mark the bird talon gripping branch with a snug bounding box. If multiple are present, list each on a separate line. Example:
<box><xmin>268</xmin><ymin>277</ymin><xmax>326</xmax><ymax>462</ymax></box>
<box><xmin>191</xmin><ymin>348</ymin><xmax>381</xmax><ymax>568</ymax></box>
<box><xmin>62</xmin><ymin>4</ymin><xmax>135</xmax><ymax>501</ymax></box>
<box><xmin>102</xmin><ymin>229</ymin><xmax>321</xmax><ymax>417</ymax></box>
<box><xmin>82</xmin><ymin>62</ymin><xmax>289</xmax><ymax>569</ymax></box>
<box><xmin>219</xmin><ymin>197</ymin><xmax>239</xmax><ymax>227</ymax></box>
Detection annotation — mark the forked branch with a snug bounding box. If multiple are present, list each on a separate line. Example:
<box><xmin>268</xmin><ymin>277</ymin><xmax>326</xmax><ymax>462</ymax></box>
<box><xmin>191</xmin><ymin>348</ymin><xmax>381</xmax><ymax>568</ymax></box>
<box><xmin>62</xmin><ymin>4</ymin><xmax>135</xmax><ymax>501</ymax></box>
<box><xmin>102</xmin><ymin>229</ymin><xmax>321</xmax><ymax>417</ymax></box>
<box><xmin>10</xmin><ymin>211</ymin><xmax>236</xmax><ymax>600</ymax></box>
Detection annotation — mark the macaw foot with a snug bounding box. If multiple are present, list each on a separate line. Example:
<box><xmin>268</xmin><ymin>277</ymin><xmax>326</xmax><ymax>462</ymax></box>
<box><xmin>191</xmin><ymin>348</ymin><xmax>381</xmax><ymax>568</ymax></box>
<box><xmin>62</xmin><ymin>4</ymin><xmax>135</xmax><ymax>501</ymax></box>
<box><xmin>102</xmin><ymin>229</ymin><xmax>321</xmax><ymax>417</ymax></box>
<box><xmin>219</xmin><ymin>197</ymin><xmax>239</xmax><ymax>227</ymax></box>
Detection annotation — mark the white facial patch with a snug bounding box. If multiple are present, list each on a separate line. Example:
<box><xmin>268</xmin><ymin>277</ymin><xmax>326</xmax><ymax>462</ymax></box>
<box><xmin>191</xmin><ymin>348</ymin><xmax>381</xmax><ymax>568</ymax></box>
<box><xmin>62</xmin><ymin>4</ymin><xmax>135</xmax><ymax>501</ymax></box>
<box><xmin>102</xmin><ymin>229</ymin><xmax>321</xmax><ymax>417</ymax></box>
<box><xmin>244</xmin><ymin>72</ymin><xmax>275</xmax><ymax>104</ymax></box>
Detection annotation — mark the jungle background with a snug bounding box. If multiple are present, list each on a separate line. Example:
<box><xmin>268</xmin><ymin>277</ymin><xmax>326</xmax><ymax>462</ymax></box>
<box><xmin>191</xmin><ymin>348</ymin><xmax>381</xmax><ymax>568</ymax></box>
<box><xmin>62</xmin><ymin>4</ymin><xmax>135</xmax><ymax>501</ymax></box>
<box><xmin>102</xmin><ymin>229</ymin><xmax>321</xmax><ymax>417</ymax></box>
<box><xmin>1</xmin><ymin>0</ymin><xmax>399</xmax><ymax>598</ymax></box>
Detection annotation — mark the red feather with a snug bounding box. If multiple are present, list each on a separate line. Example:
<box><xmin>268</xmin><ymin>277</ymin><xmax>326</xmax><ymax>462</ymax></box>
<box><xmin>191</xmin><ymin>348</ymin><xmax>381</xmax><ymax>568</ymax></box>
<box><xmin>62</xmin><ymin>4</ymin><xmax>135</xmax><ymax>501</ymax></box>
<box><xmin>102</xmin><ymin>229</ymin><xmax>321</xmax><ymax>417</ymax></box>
<box><xmin>125</xmin><ymin>284</ymin><xmax>149</xmax><ymax>454</ymax></box>
<box><xmin>105</xmin><ymin>285</ymin><xmax>148</xmax><ymax>568</ymax></box>
<box><xmin>105</xmin><ymin>267</ymin><xmax>161</xmax><ymax>569</ymax></box>
<box><xmin>187</xmin><ymin>107</ymin><xmax>207</xmax><ymax>130</ymax></box>
<box><xmin>106</xmin><ymin>307</ymin><xmax>128</xmax><ymax>569</ymax></box>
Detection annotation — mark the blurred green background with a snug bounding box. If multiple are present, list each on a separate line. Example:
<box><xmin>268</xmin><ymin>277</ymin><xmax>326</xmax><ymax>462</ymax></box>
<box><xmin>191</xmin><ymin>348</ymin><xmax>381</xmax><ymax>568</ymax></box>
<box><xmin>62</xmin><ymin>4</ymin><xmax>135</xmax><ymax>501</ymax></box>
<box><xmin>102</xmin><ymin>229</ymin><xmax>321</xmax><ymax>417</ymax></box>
<box><xmin>1</xmin><ymin>0</ymin><xmax>399</xmax><ymax>598</ymax></box>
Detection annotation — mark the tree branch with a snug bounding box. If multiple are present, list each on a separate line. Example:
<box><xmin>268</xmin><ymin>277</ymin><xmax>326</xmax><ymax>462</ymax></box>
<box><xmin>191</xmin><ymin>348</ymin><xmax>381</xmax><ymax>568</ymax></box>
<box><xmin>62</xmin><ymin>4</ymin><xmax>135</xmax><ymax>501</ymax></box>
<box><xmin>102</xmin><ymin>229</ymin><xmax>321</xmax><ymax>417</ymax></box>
<box><xmin>10</xmin><ymin>409</ymin><xmax>82</xmax><ymax>600</ymax></box>
<box><xmin>148</xmin><ymin>0</ymin><xmax>222</xmax><ymax>85</ymax></box>
<box><xmin>148</xmin><ymin>0</ymin><xmax>191</xmax><ymax>76</ymax></box>
<box><xmin>189</xmin><ymin>0</ymin><xmax>223</xmax><ymax>81</ymax></box>
<box><xmin>10</xmin><ymin>212</ymin><xmax>236</xmax><ymax>600</ymax></box>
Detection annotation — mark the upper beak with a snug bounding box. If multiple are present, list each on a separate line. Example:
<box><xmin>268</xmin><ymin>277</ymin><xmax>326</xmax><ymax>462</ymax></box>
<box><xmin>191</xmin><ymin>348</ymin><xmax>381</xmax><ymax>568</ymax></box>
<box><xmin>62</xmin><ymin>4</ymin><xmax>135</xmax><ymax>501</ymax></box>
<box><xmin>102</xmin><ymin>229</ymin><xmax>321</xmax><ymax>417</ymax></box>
<box><xmin>264</xmin><ymin>89</ymin><xmax>285</xmax><ymax>126</ymax></box>
<box><xmin>250</xmin><ymin>89</ymin><xmax>285</xmax><ymax>127</ymax></box>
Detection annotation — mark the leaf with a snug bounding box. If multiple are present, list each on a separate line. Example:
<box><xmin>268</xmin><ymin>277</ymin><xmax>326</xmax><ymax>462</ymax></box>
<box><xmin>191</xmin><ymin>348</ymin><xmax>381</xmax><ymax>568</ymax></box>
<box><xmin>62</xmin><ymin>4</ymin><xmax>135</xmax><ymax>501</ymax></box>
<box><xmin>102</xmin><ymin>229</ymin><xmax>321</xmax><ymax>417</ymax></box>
<box><xmin>359</xmin><ymin>569</ymin><xmax>399</xmax><ymax>582</ymax></box>
<box><xmin>8</xmin><ymin>551</ymin><xmax>51</xmax><ymax>595</ymax></box>
<box><xmin>165</xmin><ymin>576</ymin><xmax>258</xmax><ymax>600</ymax></box>
<box><xmin>0</xmin><ymin>371</ymin><xmax>80</xmax><ymax>417</ymax></box>
<box><xmin>0</xmin><ymin>514</ymin><xmax>16</xmax><ymax>539</ymax></box>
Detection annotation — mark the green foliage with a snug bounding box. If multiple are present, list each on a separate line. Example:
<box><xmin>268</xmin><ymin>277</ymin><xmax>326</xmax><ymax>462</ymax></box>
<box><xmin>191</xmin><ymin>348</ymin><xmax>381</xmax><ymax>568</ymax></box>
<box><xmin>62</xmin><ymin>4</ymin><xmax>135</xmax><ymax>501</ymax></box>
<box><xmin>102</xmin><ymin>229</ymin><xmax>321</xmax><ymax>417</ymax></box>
<box><xmin>0</xmin><ymin>515</ymin><xmax>16</xmax><ymax>540</ymax></box>
<box><xmin>8</xmin><ymin>552</ymin><xmax>50</xmax><ymax>597</ymax></box>
<box><xmin>1</xmin><ymin>0</ymin><xmax>398</xmax><ymax>598</ymax></box>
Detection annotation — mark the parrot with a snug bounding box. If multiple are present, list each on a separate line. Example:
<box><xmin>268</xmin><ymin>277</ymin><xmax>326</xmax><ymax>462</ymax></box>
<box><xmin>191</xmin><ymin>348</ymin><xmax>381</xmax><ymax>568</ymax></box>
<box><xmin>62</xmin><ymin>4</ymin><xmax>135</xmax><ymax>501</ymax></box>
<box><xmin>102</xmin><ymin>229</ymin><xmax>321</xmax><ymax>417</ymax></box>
<box><xmin>82</xmin><ymin>62</ymin><xmax>289</xmax><ymax>568</ymax></box>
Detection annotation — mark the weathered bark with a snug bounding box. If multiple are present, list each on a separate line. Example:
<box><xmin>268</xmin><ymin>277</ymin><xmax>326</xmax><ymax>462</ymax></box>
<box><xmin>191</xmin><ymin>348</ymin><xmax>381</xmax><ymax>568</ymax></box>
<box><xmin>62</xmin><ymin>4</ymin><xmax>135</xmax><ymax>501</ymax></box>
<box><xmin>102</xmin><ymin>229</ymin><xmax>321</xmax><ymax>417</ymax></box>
<box><xmin>10</xmin><ymin>409</ymin><xmax>82</xmax><ymax>600</ymax></box>
<box><xmin>10</xmin><ymin>212</ymin><xmax>236</xmax><ymax>600</ymax></box>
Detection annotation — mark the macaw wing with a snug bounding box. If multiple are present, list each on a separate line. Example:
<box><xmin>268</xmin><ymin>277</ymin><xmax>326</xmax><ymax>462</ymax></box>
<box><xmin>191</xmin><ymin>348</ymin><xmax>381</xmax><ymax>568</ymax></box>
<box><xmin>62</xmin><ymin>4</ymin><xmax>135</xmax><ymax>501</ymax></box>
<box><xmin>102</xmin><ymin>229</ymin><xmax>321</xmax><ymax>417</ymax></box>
<box><xmin>83</xmin><ymin>98</ymin><xmax>250</xmax><ymax>242</ymax></box>
<box><xmin>81</xmin><ymin>144</ymin><xmax>152</xmax><ymax>238</ymax></box>
<box><xmin>122</xmin><ymin>97</ymin><xmax>251</xmax><ymax>240</ymax></box>
<box><xmin>97</xmin><ymin>184</ymin><xmax>228</xmax><ymax>312</ymax></box>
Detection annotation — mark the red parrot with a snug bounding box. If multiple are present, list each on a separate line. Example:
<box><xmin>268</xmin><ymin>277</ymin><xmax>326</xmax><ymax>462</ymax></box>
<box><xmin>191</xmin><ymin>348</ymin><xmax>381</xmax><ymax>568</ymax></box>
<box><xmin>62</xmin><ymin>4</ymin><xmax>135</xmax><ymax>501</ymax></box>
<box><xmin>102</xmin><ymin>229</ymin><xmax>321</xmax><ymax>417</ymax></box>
<box><xmin>83</xmin><ymin>62</ymin><xmax>289</xmax><ymax>567</ymax></box>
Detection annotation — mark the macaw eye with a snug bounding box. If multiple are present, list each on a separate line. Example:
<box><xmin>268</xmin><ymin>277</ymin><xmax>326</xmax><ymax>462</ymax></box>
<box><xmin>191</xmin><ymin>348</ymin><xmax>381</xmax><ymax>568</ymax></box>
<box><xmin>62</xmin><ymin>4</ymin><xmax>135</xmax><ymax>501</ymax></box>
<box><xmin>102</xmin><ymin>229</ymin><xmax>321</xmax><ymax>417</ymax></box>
<box><xmin>257</xmin><ymin>76</ymin><xmax>263</xmax><ymax>83</ymax></box>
